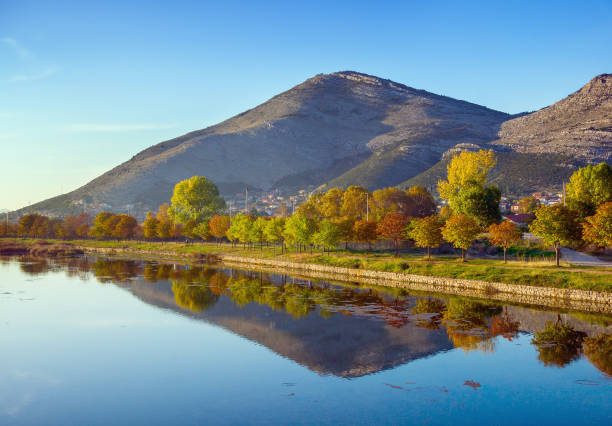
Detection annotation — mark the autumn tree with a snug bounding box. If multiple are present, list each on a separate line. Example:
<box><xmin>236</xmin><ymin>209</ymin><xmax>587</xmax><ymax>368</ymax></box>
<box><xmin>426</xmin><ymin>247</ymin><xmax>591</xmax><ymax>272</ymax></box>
<box><xmin>409</xmin><ymin>216</ymin><xmax>444</xmax><ymax>260</ymax></box>
<box><xmin>168</xmin><ymin>176</ymin><xmax>226</xmax><ymax>224</ymax></box>
<box><xmin>442</xmin><ymin>214</ymin><xmax>481</xmax><ymax>261</ymax></box>
<box><xmin>89</xmin><ymin>212</ymin><xmax>114</xmax><ymax>238</ymax></box>
<box><xmin>312</xmin><ymin>220</ymin><xmax>340</xmax><ymax>252</ymax></box>
<box><xmin>333</xmin><ymin>216</ymin><xmax>355</xmax><ymax>249</ymax></box>
<box><xmin>320</xmin><ymin>188</ymin><xmax>343</xmax><ymax>218</ymax></box>
<box><xmin>405</xmin><ymin>186</ymin><xmax>437</xmax><ymax>218</ymax></box>
<box><xmin>566</xmin><ymin>162</ymin><xmax>612</xmax><ymax>218</ymax></box>
<box><xmin>341</xmin><ymin>186</ymin><xmax>370</xmax><ymax>219</ymax></box>
<box><xmin>529</xmin><ymin>205</ymin><xmax>581</xmax><ymax>266</ymax></box>
<box><xmin>296</xmin><ymin>193</ymin><xmax>323</xmax><ymax>220</ymax></box>
<box><xmin>142</xmin><ymin>211</ymin><xmax>159</xmax><ymax>240</ymax></box>
<box><xmin>353</xmin><ymin>219</ymin><xmax>378</xmax><ymax>252</ymax></box>
<box><xmin>488</xmin><ymin>220</ymin><xmax>522</xmax><ymax>263</ymax></box>
<box><xmin>112</xmin><ymin>214</ymin><xmax>138</xmax><ymax>239</ymax></box>
<box><xmin>438</xmin><ymin>149</ymin><xmax>500</xmax><ymax>225</ymax></box>
<box><xmin>156</xmin><ymin>203</ymin><xmax>173</xmax><ymax>239</ymax></box>
<box><xmin>518</xmin><ymin>197</ymin><xmax>540</xmax><ymax>214</ymax></box>
<box><xmin>582</xmin><ymin>202</ymin><xmax>612</xmax><ymax>248</ymax></box>
<box><xmin>208</xmin><ymin>215</ymin><xmax>230</xmax><ymax>245</ymax></box>
<box><xmin>371</xmin><ymin>187</ymin><xmax>409</xmax><ymax>220</ymax></box>
<box><xmin>377</xmin><ymin>212</ymin><xmax>409</xmax><ymax>257</ymax></box>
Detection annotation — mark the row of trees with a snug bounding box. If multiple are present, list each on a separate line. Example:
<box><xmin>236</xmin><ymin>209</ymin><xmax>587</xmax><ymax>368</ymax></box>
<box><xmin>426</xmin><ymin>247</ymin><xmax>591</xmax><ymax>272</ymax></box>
<box><xmin>2</xmin><ymin>156</ymin><xmax>610</xmax><ymax>266</ymax></box>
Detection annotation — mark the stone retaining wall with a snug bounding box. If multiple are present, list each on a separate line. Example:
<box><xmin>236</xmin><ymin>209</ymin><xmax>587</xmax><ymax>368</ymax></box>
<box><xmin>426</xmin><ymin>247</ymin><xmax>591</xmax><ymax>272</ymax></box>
<box><xmin>221</xmin><ymin>255</ymin><xmax>612</xmax><ymax>314</ymax></box>
<box><xmin>77</xmin><ymin>245</ymin><xmax>612</xmax><ymax>314</ymax></box>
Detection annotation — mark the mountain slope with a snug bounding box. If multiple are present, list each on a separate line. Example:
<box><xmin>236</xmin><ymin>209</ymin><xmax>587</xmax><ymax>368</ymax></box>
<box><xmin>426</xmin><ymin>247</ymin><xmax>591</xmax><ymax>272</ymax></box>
<box><xmin>400</xmin><ymin>74</ymin><xmax>612</xmax><ymax>196</ymax></box>
<box><xmin>20</xmin><ymin>72</ymin><xmax>612</xmax><ymax>216</ymax></box>
<box><xmin>22</xmin><ymin>71</ymin><xmax>509</xmax><ymax>216</ymax></box>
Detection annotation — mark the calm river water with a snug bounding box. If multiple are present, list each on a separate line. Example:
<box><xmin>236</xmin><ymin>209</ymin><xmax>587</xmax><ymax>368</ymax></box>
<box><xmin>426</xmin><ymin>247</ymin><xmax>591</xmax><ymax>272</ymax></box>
<box><xmin>1</xmin><ymin>256</ymin><xmax>611</xmax><ymax>425</ymax></box>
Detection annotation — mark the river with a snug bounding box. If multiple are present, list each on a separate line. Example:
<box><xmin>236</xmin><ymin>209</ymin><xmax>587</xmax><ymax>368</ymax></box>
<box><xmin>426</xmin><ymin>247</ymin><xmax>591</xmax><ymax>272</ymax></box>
<box><xmin>1</xmin><ymin>256</ymin><xmax>610</xmax><ymax>425</ymax></box>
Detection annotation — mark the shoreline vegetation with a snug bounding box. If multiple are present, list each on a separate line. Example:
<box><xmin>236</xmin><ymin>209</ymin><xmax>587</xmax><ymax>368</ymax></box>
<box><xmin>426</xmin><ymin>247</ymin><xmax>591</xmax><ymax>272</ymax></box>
<box><xmin>0</xmin><ymin>238</ymin><xmax>612</xmax><ymax>293</ymax></box>
<box><xmin>3</xmin><ymin>153</ymin><xmax>611</xmax><ymax>308</ymax></box>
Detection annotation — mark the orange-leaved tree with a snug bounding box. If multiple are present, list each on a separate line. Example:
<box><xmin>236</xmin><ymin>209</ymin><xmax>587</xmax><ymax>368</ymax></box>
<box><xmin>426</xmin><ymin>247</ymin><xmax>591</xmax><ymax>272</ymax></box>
<box><xmin>488</xmin><ymin>220</ymin><xmax>522</xmax><ymax>263</ymax></box>
<box><xmin>209</xmin><ymin>215</ymin><xmax>231</xmax><ymax>245</ymax></box>
<box><xmin>353</xmin><ymin>219</ymin><xmax>378</xmax><ymax>253</ymax></box>
<box><xmin>377</xmin><ymin>212</ymin><xmax>409</xmax><ymax>257</ymax></box>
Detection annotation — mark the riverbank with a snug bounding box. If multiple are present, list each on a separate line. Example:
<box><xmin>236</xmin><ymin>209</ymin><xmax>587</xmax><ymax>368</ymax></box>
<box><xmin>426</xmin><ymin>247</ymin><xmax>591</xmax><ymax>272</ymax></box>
<box><xmin>3</xmin><ymin>238</ymin><xmax>612</xmax><ymax>308</ymax></box>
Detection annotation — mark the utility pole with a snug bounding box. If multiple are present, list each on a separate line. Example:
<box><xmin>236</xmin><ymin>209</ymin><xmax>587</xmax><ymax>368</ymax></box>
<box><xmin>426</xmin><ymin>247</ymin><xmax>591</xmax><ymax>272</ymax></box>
<box><xmin>563</xmin><ymin>182</ymin><xmax>566</xmax><ymax>207</ymax></box>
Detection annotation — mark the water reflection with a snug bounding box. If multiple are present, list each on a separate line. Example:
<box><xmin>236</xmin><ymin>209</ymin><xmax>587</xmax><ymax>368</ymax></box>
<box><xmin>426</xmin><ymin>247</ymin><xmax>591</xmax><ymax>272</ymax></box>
<box><xmin>5</xmin><ymin>255</ymin><xmax>612</xmax><ymax>378</ymax></box>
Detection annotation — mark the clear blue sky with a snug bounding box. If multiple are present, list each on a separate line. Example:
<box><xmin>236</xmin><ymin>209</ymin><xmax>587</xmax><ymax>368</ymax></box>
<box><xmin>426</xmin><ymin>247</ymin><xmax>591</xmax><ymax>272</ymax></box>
<box><xmin>1</xmin><ymin>0</ymin><xmax>611</xmax><ymax>210</ymax></box>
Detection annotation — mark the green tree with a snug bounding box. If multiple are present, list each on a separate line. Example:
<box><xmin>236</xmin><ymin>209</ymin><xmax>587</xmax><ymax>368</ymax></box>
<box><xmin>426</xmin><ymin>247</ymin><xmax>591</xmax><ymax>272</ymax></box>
<box><xmin>409</xmin><ymin>216</ymin><xmax>444</xmax><ymax>260</ymax></box>
<box><xmin>283</xmin><ymin>215</ymin><xmax>316</xmax><ymax>251</ymax></box>
<box><xmin>264</xmin><ymin>217</ymin><xmax>286</xmax><ymax>252</ymax></box>
<box><xmin>582</xmin><ymin>202</ymin><xmax>612</xmax><ymax>248</ymax></box>
<box><xmin>312</xmin><ymin>220</ymin><xmax>340</xmax><ymax>252</ymax></box>
<box><xmin>227</xmin><ymin>214</ymin><xmax>253</xmax><ymax>248</ymax></box>
<box><xmin>566</xmin><ymin>162</ymin><xmax>612</xmax><ymax>218</ymax></box>
<box><xmin>529</xmin><ymin>205</ymin><xmax>581</xmax><ymax>266</ymax></box>
<box><xmin>250</xmin><ymin>217</ymin><xmax>268</xmax><ymax>249</ymax></box>
<box><xmin>452</xmin><ymin>184</ymin><xmax>501</xmax><ymax>227</ymax></box>
<box><xmin>442</xmin><ymin>214</ymin><xmax>480</xmax><ymax>261</ymax></box>
<box><xmin>168</xmin><ymin>176</ymin><xmax>226</xmax><ymax>224</ymax></box>
<box><xmin>193</xmin><ymin>222</ymin><xmax>211</xmax><ymax>241</ymax></box>
<box><xmin>488</xmin><ymin>220</ymin><xmax>522</xmax><ymax>263</ymax></box>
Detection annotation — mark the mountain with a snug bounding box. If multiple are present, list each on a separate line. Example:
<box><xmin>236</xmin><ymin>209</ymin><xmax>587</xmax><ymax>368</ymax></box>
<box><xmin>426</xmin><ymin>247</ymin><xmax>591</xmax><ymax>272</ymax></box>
<box><xmin>19</xmin><ymin>72</ymin><xmax>612</xmax><ymax>216</ymax></box>
<box><xmin>20</xmin><ymin>71</ymin><xmax>510</xmax><ymax>216</ymax></box>
<box><xmin>400</xmin><ymin>74</ymin><xmax>612</xmax><ymax>195</ymax></box>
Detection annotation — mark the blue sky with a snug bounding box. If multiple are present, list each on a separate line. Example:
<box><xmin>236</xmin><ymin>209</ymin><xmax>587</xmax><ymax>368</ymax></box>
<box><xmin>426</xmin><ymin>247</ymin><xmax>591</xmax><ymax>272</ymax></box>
<box><xmin>1</xmin><ymin>0</ymin><xmax>611</xmax><ymax>210</ymax></box>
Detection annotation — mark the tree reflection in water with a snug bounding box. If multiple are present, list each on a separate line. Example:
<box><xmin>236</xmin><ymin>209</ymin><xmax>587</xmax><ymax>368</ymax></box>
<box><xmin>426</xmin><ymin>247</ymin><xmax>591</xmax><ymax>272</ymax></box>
<box><xmin>532</xmin><ymin>320</ymin><xmax>587</xmax><ymax>367</ymax></box>
<box><xmin>583</xmin><ymin>333</ymin><xmax>612</xmax><ymax>376</ymax></box>
<box><xmin>5</xmin><ymin>256</ymin><xmax>612</xmax><ymax>376</ymax></box>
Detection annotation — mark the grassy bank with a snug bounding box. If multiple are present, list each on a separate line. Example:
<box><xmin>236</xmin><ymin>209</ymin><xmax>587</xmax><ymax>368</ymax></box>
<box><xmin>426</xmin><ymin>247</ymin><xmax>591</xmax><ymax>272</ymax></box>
<box><xmin>4</xmin><ymin>237</ymin><xmax>612</xmax><ymax>293</ymax></box>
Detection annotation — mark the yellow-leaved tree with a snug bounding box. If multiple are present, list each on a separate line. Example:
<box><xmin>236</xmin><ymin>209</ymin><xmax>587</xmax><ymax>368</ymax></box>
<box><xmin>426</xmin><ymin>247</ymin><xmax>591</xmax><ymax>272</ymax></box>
<box><xmin>438</xmin><ymin>149</ymin><xmax>497</xmax><ymax>203</ymax></box>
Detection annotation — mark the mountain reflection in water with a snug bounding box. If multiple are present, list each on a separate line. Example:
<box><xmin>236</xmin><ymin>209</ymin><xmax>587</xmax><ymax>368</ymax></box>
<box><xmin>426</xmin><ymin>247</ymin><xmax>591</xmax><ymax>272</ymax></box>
<box><xmin>10</xmin><ymin>256</ymin><xmax>612</xmax><ymax>378</ymax></box>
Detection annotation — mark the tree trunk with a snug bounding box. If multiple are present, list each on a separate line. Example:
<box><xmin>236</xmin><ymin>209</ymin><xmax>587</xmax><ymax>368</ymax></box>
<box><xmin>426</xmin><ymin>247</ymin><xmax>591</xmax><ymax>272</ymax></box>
<box><xmin>503</xmin><ymin>247</ymin><xmax>507</xmax><ymax>264</ymax></box>
<box><xmin>427</xmin><ymin>246</ymin><xmax>431</xmax><ymax>260</ymax></box>
<box><xmin>461</xmin><ymin>248</ymin><xmax>465</xmax><ymax>261</ymax></box>
<box><xmin>395</xmin><ymin>240</ymin><xmax>399</xmax><ymax>257</ymax></box>
<box><xmin>555</xmin><ymin>244</ymin><xmax>560</xmax><ymax>267</ymax></box>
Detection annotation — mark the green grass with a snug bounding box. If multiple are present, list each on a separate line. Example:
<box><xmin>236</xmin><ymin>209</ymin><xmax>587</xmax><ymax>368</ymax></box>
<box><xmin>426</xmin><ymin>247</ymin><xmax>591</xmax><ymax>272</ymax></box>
<box><xmin>4</xmin><ymin>237</ymin><xmax>612</xmax><ymax>292</ymax></box>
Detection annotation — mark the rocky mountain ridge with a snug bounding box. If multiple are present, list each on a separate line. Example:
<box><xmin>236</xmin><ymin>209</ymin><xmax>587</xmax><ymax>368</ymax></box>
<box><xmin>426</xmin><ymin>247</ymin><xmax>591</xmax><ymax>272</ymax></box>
<box><xmin>18</xmin><ymin>71</ymin><xmax>612</xmax><ymax>216</ymax></box>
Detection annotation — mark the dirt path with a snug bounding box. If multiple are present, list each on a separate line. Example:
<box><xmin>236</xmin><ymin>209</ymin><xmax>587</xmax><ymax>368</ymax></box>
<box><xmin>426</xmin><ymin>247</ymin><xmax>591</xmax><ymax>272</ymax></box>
<box><xmin>560</xmin><ymin>247</ymin><xmax>612</xmax><ymax>267</ymax></box>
